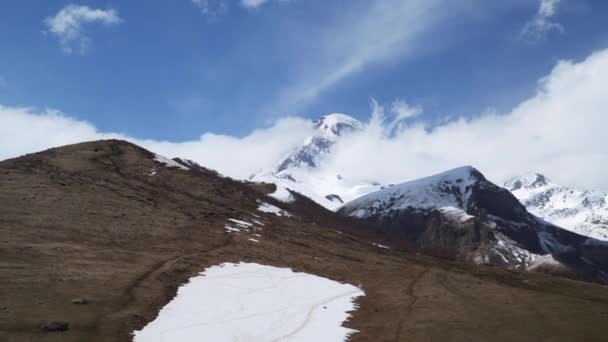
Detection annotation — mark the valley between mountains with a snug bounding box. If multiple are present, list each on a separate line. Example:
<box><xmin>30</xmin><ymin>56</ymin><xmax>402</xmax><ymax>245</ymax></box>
<box><xmin>2</xmin><ymin>139</ymin><xmax>608</xmax><ymax>342</ymax></box>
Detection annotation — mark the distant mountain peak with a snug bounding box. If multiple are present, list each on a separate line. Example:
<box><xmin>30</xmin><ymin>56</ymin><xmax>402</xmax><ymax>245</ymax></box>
<box><xmin>251</xmin><ymin>113</ymin><xmax>379</xmax><ymax>210</ymax></box>
<box><xmin>505</xmin><ymin>172</ymin><xmax>551</xmax><ymax>191</ymax></box>
<box><xmin>274</xmin><ymin>113</ymin><xmax>362</xmax><ymax>173</ymax></box>
<box><xmin>506</xmin><ymin>173</ymin><xmax>608</xmax><ymax>241</ymax></box>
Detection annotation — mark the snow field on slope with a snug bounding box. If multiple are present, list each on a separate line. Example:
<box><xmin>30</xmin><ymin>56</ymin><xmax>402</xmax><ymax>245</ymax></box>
<box><xmin>132</xmin><ymin>262</ymin><xmax>365</xmax><ymax>342</ymax></box>
<box><xmin>257</xmin><ymin>201</ymin><xmax>293</xmax><ymax>217</ymax></box>
<box><xmin>509</xmin><ymin>179</ymin><xmax>608</xmax><ymax>241</ymax></box>
<box><xmin>343</xmin><ymin>166</ymin><xmax>478</xmax><ymax>216</ymax></box>
<box><xmin>153</xmin><ymin>154</ymin><xmax>189</xmax><ymax>170</ymax></box>
<box><xmin>269</xmin><ymin>185</ymin><xmax>295</xmax><ymax>203</ymax></box>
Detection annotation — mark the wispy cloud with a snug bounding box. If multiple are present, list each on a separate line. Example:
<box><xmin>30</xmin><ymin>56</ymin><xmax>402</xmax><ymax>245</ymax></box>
<box><xmin>44</xmin><ymin>4</ymin><xmax>122</xmax><ymax>54</ymax></box>
<box><xmin>263</xmin><ymin>0</ymin><xmax>463</xmax><ymax>117</ymax></box>
<box><xmin>241</xmin><ymin>0</ymin><xmax>291</xmax><ymax>10</ymax></box>
<box><xmin>521</xmin><ymin>0</ymin><xmax>564</xmax><ymax>41</ymax></box>
<box><xmin>191</xmin><ymin>0</ymin><xmax>229</xmax><ymax>16</ymax></box>
<box><xmin>240</xmin><ymin>0</ymin><xmax>269</xmax><ymax>9</ymax></box>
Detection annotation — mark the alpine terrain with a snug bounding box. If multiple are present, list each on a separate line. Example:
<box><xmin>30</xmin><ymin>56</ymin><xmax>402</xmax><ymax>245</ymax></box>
<box><xmin>339</xmin><ymin>166</ymin><xmax>608</xmax><ymax>282</ymax></box>
<box><xmin>505</xmin><ymin>173</ymin><xmax>608</xmax><ymax>241</ymax></box>
<box><xmin>3</xmin><ymin>140</ymin><xmax>608</xmax><ymax>342</ymax></box>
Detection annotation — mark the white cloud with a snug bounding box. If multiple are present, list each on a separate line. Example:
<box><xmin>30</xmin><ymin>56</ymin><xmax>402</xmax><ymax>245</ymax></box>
<box><xmin>240</xmin><ymin>0</ymin><xmax>291</xmax><ymax>10</ymax></box>
<box><xmin>240</xmin><ymin>0</ymin><xmax>269</xmax><ymax>9</ymax></box>
<box><xmin>320</xmin><ymin>48</ymin><xmax>608</xmax><ymax>191</ymax></box>
<box><xmin>0</xmin><ymin>106</ymin><xmax>312</xmax><ymax>179</ymax></box>
<box><xmin>2</xmin><ymin>48</ymin><xmax>608</xmax><ymax>191</ymax></box>
<box><xmin>191</xmin><ymin>0</ymin><xmax>229</xmax><ymax>16</ymax></box>
<box><xmin>44</xmin><ymin>4</ymin><xmax>122</xmax><ymax>54</ymax></box>
<box><xmin>521</xmin><ymin>0</ymin><xmax>563</xmax><ymax>41</ymax></box>
<box><xmin>390</xmin><ymin>99</ymin><xmax>422</xmax><ymax>120</ymax></box>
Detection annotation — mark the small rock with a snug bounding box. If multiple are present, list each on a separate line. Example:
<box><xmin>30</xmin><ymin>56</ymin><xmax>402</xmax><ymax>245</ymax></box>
<box><xmin>40</xmin><ymin>321</ymin><xmax>69</xmax><ymax>332</ymax></box>
<box><xmin>71</xmin><ymin>297</ymin><xmax>88</xmax><ymax>305</ymax></box>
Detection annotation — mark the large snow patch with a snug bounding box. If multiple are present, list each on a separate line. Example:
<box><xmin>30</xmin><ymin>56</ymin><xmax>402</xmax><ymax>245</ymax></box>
<box><xmin>132</xmin><ymin>262</ymin><xmax>364</xmax><ymax>342</ymax></box>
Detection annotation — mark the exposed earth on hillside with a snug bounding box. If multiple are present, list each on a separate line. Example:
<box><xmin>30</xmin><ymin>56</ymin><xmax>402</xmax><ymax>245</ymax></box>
<box><xmin>2</xmin><ymin>140</ymin><xmax>608</xmax><ymax>342</ymax></box>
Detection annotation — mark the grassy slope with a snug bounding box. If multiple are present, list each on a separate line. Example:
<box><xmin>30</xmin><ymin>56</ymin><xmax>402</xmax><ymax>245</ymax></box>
<box><xmin>1</xmin><ymin>140</ymin><xmax>607</xmax><ymax>342</ymax></box>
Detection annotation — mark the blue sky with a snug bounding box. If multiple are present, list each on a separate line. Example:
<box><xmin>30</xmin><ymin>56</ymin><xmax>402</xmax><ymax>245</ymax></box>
<box><xmin>1</xmin><ymin>1</ymin><xmax>608</xmax><ymax>191</ymax></box>
<box><xmin>1</xmin><ymin>0</ymin><xmax>606</xmax><ymax>141</ymax></box>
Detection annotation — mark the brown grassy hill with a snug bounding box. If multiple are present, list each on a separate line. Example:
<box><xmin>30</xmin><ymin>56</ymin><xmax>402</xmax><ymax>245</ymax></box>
<box><xmin>1</xmin><ymin>140</ymin><xmax>608</xmax><ymax>342</ymax></box>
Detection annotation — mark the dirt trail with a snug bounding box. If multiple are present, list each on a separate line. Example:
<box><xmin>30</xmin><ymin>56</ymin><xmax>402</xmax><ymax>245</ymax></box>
<box><xmin>393</xmin><ymin>267</ymin><xmax>431</xmax><ymax>342</ymax></box>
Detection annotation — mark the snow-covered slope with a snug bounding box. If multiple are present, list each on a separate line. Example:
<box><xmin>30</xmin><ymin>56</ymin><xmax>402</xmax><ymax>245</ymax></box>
<box><xmin>252</xmin><ymin>114</ymin><xmax>381</xmax><ymax>210</ymax></box>
<box><xmin>505</xmin><ymin>173</ymin><xmax>608</xmax><ymax>241</ymax></box>
<box><xmin>340</xmin><ymin>166</ymin><xmax>545</xmax><ymax>268</ymax></box>
<box><xmin>339</xmin><ymin>166</ymin><xmax>608</xmax><ymax>281</ymax></box>
<box><xmin>134</xmin><ymin>262</ymin><xmax>364</xmax><ymax>342</ymax></box>
<box><xmin>342</xmin><ymin>166</ymin><xmax>479</xmax><ymax>218</ymax></box>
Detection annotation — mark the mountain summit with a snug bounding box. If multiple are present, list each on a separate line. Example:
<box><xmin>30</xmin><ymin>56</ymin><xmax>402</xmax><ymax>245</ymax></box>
<box><xmin>252</xmin><ymin>114</ymin><xmax>380</xmax><ymax>210</ymax></box>
<box><xmin>275</xmin><ymin>113</ymin><xmax>363</xmax><ymax>173</ymax></box>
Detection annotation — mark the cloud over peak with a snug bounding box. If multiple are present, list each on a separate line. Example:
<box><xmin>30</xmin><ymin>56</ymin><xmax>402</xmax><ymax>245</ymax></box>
<box><xmin>44</xmin><ymin>4</ymin><xmax>122</xmax><ymax>54</ymax></box>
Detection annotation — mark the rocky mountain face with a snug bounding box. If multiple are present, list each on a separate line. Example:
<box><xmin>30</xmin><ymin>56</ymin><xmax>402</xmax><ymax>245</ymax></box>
<box><xmin>505</xmin><ymin>173</ymin><xmax>608</xmax><ymax>241</ymax></box>
<box><xmin>339</xmin><ymin>166</ymin><xmax>608</xmax><ymax>282</ymax></box>
<box><xmin>252</xmin><ymin>113</ymin><xmax>381</xmax><ymax>210</ymax></box>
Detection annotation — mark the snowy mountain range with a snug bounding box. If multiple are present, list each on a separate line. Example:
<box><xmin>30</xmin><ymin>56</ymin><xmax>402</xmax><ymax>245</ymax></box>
<box><xmin>252</xmin><ymin>113</ymin><xmax>608</xmax><ymax>246</ymax></box>
<box><xmin>251</xmin><ymin>113</ymin><xmax>382</xmax><ymax>210</ymax></box>
<box><xmin>338</xmin><ymin>166</ymin><xmax>608</xmax><ymax>281</ymax></box>
<box><xmin>505</xmin><ymin>173</ymin><xmax>608</xmax><ymax>241</ymax></box>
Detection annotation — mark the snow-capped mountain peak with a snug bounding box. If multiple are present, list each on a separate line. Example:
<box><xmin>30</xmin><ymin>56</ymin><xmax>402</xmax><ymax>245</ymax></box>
<box><xmin>504</xmin><ymin>172</ymin><xmax>551</xmax><ymax>191</ymax></box>
<box><xmin>340</xmin><ymin>166</ymin><xmax>484</xmax><ymax>216</ymax></box>
<box><xmin>252</xmin><ymin>113</ymin><xmax>380</xmax><ymax>210</ymax></box>
<box><xmin>505</xmin><ymin>174</ymin><xmax>608</xmax><ymax>240</ymax></box>
<box><xmin>312</xmin><ymin>113</ymin><xmax>363</xmax><ymax>141</ymax></box>
<box><xmin>275</xmin><ymin>113</ymin><xmax>362</xmax><ymax>173</ymax></box>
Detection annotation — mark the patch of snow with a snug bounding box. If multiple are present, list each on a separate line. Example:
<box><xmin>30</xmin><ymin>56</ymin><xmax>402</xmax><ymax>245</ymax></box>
<box><xmin>493</xmin><ymin>231</ymin><xmax>539</xmax><ymax>267</ymax></box>
<box><xmin>354</xmin><ymin>209</ymin><xmax>367</xmax><ymax>218</ymax></box>
<box><xmin>225</xmin><ymin>218</ymin><xmax>263</xmax><ymax>234</ymax></box>
<box><xmin>133</xmin><ymin>262</ymin><xmax>365</xmax><ymax>342</ymax></box>
<box><xmin>248</xmin><ymin>238</ymin><xmax>260</xmax><ymax>243</ymax></box>
<box><xmin>269</xmin><ymin>185</ymin><xmax>295</xmax><ymax>203</ymax></box>
<box><xmin>527</xmin><ymin>254</ymin><xmax>560</xmax><ymax>271</ymax></box>
<box><xmin>154</xmin><ymin>154</ymin><xmax>189</xmax><ymax>170</ymax></box>
<box><xmin>224</xmin><ymin>225</ymin><xmax>240</xmax><ymax>233</ymax></box>
<box><xmin>257</xmin><ymin>201</ymin><xmax>293</xmax><ymax>217</ymax></box>
<box><xmin>372</xmin><ymin>243</ymin><xmax>389</xmax><ymax>249</ymax></box>
<box><xmin>438</xmin><ymin>206</ymin><xmax>475</xmax><ymax>223</ymax></box>
<box><xmin>148</xmin><ymin>170</ymin><xmax>157</xmax><ymax>176</ymax></box>
<box><xmin>228</xmin><ymin>218</ymin><xmax>253</xmax><ymax>228</ymax></box>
